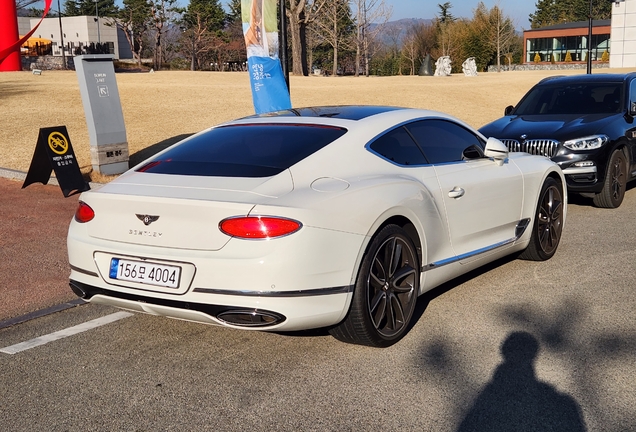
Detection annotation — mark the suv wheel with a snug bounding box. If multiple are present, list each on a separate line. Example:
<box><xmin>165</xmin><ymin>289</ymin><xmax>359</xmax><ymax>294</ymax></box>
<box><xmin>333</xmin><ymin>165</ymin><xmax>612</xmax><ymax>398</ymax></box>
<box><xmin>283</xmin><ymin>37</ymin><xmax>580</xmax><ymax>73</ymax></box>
<box><xmin>593</xmin><ymin>149</ymin><xmax>627</xmax><ymax>209</ymax></box>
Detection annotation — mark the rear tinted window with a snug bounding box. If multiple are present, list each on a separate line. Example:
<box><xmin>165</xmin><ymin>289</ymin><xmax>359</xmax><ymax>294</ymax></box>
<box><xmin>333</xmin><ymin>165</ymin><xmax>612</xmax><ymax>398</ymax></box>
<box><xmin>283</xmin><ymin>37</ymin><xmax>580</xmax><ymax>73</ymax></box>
<box><xmin>515</xmin><ymin>82</ymin><xmax>623</xmax><ymax>115</ymax></box>
<box><xmin>137</xmin><ymin>124</ymin><xmax>347</xmax><ymax>177</ymax></box>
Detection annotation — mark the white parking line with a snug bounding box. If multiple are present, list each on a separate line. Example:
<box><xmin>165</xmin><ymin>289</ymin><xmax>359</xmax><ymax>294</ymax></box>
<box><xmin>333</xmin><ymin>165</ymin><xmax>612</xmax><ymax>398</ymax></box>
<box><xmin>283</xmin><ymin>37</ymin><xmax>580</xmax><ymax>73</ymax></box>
<box><xmin>0</xmin><ymin>311</ymin><xmax>133</xmax><ymax>355</ymax></box>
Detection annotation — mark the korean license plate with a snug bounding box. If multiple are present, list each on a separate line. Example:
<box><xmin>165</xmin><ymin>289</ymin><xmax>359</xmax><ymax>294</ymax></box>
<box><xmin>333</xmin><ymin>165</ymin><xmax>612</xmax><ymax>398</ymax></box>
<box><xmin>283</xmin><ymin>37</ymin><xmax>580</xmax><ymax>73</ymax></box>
<box><xmin>109</xmin><ymin>258</ymin><xmax>181</xmax><ymax>289</ymax></box>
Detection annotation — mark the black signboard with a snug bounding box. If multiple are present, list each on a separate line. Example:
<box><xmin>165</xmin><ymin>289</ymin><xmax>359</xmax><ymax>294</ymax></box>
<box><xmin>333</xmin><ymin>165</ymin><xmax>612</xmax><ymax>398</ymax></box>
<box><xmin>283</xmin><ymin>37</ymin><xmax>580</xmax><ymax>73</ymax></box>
<box><xmin>22</xmin><ymin>126</ymin><xmax>90</xmax><ymax>197</ymax></box>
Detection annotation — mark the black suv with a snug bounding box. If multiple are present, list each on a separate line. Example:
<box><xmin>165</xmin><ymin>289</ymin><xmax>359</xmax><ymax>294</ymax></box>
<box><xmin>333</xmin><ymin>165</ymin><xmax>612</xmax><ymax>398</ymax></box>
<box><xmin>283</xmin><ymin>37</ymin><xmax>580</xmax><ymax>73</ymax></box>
<box><xmin>479</xmin><ymin>73</ymin><xmax>636</xmax><ymax>208</ymax></box>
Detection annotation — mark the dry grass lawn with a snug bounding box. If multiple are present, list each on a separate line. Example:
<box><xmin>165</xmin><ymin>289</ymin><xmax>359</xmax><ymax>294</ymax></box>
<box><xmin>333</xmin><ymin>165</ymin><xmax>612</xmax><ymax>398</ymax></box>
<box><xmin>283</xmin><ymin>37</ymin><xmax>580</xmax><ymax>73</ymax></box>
<box><xmin>1</xmin><ymin>67</ymin><xmax>633</xmax><ymax>182</ymax></box>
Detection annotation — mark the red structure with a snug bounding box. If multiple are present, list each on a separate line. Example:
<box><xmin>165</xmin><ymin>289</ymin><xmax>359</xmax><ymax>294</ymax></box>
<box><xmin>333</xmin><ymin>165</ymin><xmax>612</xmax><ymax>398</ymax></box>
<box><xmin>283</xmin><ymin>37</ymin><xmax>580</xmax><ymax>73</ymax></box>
<box><xmin>0</xmin><ymin>0</ymin><xmax>21</xmax><ymax>71</ymax></box>
<box><xmin>0</xmin><ymin>0</ymin><xmax>51</xmax><ymax>71</ymax></box>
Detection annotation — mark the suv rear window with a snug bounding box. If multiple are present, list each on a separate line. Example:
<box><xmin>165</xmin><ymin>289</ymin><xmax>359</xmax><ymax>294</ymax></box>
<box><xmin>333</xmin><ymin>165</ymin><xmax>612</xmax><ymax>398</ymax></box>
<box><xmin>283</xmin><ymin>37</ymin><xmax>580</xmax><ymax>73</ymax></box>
<box><xmin>137</xmin><ymin>124</ymin><xmax>347</xmax><ymax>177</ymax></box>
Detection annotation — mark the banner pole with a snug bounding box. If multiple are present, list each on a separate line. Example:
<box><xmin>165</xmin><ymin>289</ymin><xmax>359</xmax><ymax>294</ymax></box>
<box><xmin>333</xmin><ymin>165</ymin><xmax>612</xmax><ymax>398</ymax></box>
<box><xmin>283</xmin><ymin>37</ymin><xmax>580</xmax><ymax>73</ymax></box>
<box><xmin>279</xmin><ymin>0</ymin><xmax>290</xmax><ymax>92</ymax></box>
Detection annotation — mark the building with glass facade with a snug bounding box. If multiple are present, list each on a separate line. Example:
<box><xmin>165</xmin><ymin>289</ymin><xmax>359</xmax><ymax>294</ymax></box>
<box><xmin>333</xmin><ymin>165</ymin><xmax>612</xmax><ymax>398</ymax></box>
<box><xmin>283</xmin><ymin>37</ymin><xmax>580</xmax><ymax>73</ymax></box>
<box><xmin>524</xmin><ymin>20</ymin><xmax>611</xmax><ymax>64</ymax></box>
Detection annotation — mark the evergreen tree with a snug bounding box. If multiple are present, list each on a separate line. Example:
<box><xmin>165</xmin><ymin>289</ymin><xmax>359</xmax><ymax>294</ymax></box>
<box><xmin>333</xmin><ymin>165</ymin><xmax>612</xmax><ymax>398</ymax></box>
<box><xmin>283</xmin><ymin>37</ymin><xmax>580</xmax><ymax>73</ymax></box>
<box><xmin>438</xmin><ymin>1</ymin><xmax>455</xmax><ymax>24</ymax></box>
<box><xmin>436</xmin><ymin>1</ymin><xmax>458</xmax><ymax>58</ymax></box>
<box><xmin>181</xmin><ymin>0</ymin><xmax>227</xmax><ymax>70</ymax></box>
<box><xmin>183</xmin><ymin>0</ymin><xmax>226</xmax><ymax>33</ymax></box>
<box><xmin>63</xmin><ymin>0</ymin><xmax>80</xmax><ymax>16</ymax></box>
<box><xmin>530</xmin><ymin>0</ymin><xmax>611</xmax><ymax>29</ymax></box>
<box><xmin>225</xmin><ymin>0</ymin><xmax>245</xmax><ymax>63</ymax></box>
<box><xmin>227</xmin><ymin>0</ymin><xmax>242</xmax><ymax>24</ymax></box>
<box><xmin>149</xmin><ymin>0</ymin><xmax>180</xmax><ymax>70</ymax></box>
<box><xmin>75</xmin><ymin>0</ymin><xmax>118</xmax><ymax>17</ymax></box>
<box><xmin>311</xmin><ymin>0</ymin><xmax>355</xmax><ymax>76</ymax></box>
<box><xmin>117</xmin><ymin>0</ymin><xmax>153</xmax><ymax>65</ymax></box>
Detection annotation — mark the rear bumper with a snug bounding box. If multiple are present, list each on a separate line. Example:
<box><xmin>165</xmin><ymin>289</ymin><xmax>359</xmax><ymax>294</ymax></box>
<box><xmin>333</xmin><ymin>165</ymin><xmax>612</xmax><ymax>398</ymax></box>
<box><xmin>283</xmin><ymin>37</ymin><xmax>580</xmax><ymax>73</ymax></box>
<box><xmin>68</xmin><ymin>218</ymin><xmax>364</xmax><ymax>330</ymax></box>
<box><xmin>69</xmin><ymin>276</ymin><xmax>353</xmax><ymax>331</ymax></box>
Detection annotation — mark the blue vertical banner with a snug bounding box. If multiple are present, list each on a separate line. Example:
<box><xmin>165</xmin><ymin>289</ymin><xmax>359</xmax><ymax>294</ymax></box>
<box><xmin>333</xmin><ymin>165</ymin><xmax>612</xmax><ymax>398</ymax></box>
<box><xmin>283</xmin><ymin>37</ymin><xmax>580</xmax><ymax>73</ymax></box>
<box><xmin>242</xmin><ymin>0</ymin><xmax>292</xmax><ymax>114</ymax></box>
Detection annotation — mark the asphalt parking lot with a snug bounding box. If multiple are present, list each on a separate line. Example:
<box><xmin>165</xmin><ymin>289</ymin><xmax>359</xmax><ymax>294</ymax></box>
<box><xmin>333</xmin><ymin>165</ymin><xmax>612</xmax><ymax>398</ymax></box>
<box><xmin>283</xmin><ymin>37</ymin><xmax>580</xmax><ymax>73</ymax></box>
<box><xmin>0</xmin><ymin>173</ymin><xmax>635</xmax><ymax>431</ymax></box>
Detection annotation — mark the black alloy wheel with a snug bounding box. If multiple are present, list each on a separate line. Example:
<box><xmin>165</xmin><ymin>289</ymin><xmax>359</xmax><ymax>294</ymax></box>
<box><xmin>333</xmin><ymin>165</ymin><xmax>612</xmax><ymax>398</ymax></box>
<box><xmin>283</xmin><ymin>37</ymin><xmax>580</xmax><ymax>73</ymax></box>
<box><xmin>329</xmin><ymin>224</ymin><xmax>420</xmax><ymax>347</ymax></box>
<box><xmin>593</xmin><ymin>149</ymin><xmax>627</xmax><ymax>208</ymax></box>
<box><xmin>519</xmin><ymin>177</ymin><xmax>564</xmax><ymax>261</ymax></box>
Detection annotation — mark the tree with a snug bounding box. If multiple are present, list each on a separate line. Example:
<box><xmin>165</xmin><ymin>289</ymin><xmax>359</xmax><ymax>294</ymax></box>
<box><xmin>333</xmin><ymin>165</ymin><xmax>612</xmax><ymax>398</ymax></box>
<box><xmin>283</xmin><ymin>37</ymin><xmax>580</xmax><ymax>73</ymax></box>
<box><xmin>529</xmin><ymin>0</ymin><xmax>611</xmax><ymax>29</ymax></box>
<box><xmin>162</xmin><ymin>24</ymin><xmax>187</xmax><ymax>66</ymax></box>
<box><xmin>379</xmin><ymin>22</ymin><xmax>402</xmax><ymax>75</ymax></box>
<box><xmin>149</xmin><ymin>0</ymin><xmax>179</xmax><ymax>70</ymax></box>
<box><xmin>286</xmin><ymin>0</ymin><xmax>328</xmax><ymax>76</ymax></box>
<box><xmin>438</xmin><ymin>1</ymin><xmax>455</xmax><ymax>24</ymax></box>
<box><xmin>351</xmin><ymin>0</ymin><xmax>391</xmax><ymax>77</ymax></box>
<box><xmin>75</xmin><ymin>0</ymin><xmax>118</xmax><ymax>17</ymax></box>
<box><xmin>436</xmin><ymin>2</ymin><xmax>457</xmax><ymax>57</ymax></box>
<box><xmin>182</xmin><ymin>0</ymin><xmax>226</xmax><ymax>70</ymax></box>
<box><xmin>401</xmin><ymin>27</ymin><xmax>418</xmax><ymax>75</ymax></box>
<box><xmin>224</xmin><ymin>0</ymin><xmax>246</xmax><ymax>67</ymax></box>
<box><xmin>183</xmin><ymin>0</ymin><xmax>225</xmax><ymax>33</ymax></box>
<box><xmin>63</xmin><ymin>0</ymin><xmax>80</xmax><ymax>15</ymax></box>
<box><xmin>287</xmin><ymin>0</ymin><xmax>308</xmax><ymax>76</ymax></box>
<box><xmin>408</xmin><ymin>20</ymin><xmax>438</xmax><ymax>69</ymax></box>
<box><xmin>399</xmin><ymin>21</ymin><xmax>436</xmax><ymax>75</ymax></box>
<box><xmin>227</xmin><ymin>0</ymin><xmax>242</xmax><ymax>23</ymax></box>
<box><xmin>311</xmin><ymin>0</ymin><xmax>354</xmax><ymax>76</ymax></box>
<box><xmin>117</xmin><ymin>0</ymin><xmax>153</xmax><ymax>66</ymax></box>
<box><xmin>433</xmin><ymin>2</ymin><xmax>473</xmax><ymax>73</ymax></box>
<box><xmin>16</xmin><ymin>0</ymin><xmax>40</xmax><ymax>10</ymax></box>
<box><xmin>472</xmin><ymin>2</ymin><xmax>516</xmax><ymax>72</ymax></box>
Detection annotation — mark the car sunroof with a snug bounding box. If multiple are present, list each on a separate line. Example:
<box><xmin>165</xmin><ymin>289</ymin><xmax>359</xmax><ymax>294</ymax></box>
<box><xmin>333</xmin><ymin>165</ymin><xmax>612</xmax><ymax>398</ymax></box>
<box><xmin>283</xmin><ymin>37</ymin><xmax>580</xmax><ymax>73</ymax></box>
<box><xmin>245</xmin><ymin>105</ymin><xmax>403</xmax><ymax>121</ymax></box>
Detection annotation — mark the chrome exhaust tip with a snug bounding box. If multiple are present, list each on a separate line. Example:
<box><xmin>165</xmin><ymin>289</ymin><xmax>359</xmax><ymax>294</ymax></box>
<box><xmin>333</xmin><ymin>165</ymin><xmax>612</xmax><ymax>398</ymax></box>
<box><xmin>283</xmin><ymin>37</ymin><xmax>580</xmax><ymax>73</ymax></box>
<box><xmin>216</xmin><ymin>309</ymin><xmax>285</xmax><ymax>328</ymax></box>
<box><xmin>69</xmin><ymin>281</ymin><xmax>88</xmax><ymax>298</ymax></box>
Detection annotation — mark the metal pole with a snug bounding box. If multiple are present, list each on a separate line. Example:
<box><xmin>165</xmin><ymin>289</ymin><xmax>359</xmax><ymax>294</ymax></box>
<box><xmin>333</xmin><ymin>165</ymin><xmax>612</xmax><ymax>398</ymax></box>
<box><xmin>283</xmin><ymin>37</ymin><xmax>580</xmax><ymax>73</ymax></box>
<box><xmin>279</xmin><ymin>0</ymin><xmax>289</xmax><ymax>91</ymax></box>
<box><xmin>57</xmin><ymin>0</ymin><xmax>66</xmax><ymax>68</ymax></box>
<box><xmin>191</xmin><ymin>31</ymin><xmax>195</xmax><ymax>71</ymax></box>
<box><xmin>95</xmin><ymin>0</ymin><xmax>101</xmax><ymax>45</ymax></box>
<box><xmin>587</xmin><ymin>0</ymin><xmax>592</xmax><ymax>74</ymax></box>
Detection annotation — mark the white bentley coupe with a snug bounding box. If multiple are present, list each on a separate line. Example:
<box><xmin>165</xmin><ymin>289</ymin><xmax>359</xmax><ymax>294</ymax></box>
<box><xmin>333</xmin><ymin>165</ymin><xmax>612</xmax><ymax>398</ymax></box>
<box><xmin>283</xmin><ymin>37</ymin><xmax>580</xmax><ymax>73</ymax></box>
<box><xmin>67</xmin><ymin>106</ymin><xmax>566</xmax><ymax>347</ymax></box>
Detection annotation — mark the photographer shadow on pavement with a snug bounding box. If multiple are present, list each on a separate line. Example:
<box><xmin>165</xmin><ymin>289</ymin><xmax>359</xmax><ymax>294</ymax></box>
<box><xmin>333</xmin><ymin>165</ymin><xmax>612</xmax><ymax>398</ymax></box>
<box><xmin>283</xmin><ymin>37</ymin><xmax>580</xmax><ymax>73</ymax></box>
<box><xmin>456</xmin><ymin>331</ymin><xmax>586</xmax><ymax>432</ymax></box>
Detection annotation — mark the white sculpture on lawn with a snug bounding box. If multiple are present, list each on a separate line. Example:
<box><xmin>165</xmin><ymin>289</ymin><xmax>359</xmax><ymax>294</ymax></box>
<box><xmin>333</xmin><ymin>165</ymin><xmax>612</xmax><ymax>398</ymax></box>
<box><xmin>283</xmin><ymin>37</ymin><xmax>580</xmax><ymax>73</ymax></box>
<box><xmin>462</xmin><ymin>57</ymin><xmax>478</xmax><ymax>76</ymax></box>
<box><xmin>434</xmin><ymin>56</ymin><xmax>452</xmax><ymax>76</ymax></box>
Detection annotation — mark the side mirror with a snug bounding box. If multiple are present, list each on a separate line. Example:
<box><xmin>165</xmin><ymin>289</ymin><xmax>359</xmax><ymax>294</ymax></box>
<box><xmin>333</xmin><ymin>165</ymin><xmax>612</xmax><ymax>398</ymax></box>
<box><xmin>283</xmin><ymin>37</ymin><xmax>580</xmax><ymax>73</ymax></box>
<box><xmin>630</xmin><ymin>101</ymin><xmax>636</xmax><ymax>116</ymax></box>
<box><xmin>484</xmin><ymin>137</ymin><xmax>508</xmax><ymax>166</ymax></box>
<box><xmin>504</xmin><ymin>105</ymin><xmax>515</xmax><ymax>116</ymax></box>
<box><xmin>462</xmin><ymin>144</ymin><xmax>482</xmax><ymax>160</ymax></box>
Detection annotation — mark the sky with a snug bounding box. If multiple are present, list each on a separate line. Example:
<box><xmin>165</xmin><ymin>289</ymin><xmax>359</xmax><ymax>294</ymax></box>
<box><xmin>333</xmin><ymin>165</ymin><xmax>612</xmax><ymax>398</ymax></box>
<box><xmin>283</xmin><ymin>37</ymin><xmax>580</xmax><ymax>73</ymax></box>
<box><xmin>384</xmin><ymin>0</ymin><xmax>534</xmax><ymax>30</ymax></box>
<box><xmin>26</xmin><ymin>0</ymin><xmax>535</xmax><ymax>31</ymax></box>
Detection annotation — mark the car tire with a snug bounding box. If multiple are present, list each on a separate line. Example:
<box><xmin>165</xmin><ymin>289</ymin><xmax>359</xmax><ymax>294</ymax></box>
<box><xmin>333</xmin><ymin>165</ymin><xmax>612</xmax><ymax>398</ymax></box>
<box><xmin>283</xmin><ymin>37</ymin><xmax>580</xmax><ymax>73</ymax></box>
<box><xmin>519</xmin><ymin>177</ymin><xmax>564</xmax><ymax>261</ymax></box>
<box><xmin>329</xmin><ymin>224</ymin><xmax>420</xmax><ymax>347</ymax></box>
<box><xmin>593</xmin><ymin>149</ymin><xmax>627</xmax><ymax>209</ymax></box>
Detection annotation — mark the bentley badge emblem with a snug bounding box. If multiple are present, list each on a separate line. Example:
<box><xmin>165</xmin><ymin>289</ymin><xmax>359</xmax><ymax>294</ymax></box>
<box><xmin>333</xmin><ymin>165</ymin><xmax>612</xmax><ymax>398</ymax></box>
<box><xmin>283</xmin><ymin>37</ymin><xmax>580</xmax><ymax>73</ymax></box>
<box><xmin>136</xmin><ymin>214</ymin><xmax>160</xmax><ymax>226</ymax></box>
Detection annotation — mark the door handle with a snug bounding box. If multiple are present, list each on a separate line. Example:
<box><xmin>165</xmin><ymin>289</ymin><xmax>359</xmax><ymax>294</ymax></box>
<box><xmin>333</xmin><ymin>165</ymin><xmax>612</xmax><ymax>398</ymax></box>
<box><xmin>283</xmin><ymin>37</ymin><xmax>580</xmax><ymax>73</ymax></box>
<box><xmin>448</xmin><ymin>186</ymin><xmax>465</xmax><ymax>199</ymax></box>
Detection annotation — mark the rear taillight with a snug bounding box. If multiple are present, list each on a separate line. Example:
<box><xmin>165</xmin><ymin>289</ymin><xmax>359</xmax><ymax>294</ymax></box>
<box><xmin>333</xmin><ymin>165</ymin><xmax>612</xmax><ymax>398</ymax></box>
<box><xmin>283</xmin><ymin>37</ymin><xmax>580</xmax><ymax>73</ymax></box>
<box><xmin>219</xmin><ymin>216</ymin><xmax>302</xmax><ymax>239</ymax></box>
<box><xmin>74</xmin><ymin>201</ymin><xmax>95</xmax><ymax>223</ymax></box>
